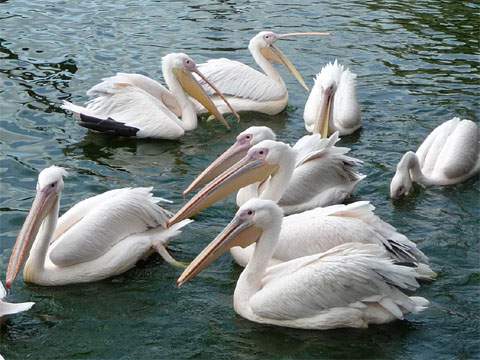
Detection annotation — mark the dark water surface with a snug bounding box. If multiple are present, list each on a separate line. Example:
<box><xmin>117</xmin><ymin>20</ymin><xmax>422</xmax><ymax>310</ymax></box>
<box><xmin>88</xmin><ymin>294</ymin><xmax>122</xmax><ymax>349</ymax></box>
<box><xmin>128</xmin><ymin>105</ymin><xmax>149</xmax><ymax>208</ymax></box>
<box><xmin>1</xmin><ymin>0</ymin><xmax>479</xmax><ymax>359</ymax></box>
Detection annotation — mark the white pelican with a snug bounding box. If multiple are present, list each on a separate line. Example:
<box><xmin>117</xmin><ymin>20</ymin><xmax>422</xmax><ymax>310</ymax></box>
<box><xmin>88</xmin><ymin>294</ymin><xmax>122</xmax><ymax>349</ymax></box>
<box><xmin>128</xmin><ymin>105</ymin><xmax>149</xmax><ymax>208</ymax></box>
<box><xmin>5</xmin><ymin>166</ymin><xmax>192</xmax><ymax>288</ymax></box>
<box><xmin>194</xmin><ymin>31</ymin><xmax>329</xmax><ymax>115</ymax></box>
<box><xmin>62</xmin><ymin>53</ymin><xmax>239</xmax><ymax>140</ymax></box>
<box><xmin>304</xmin><ymin>60</ymin><xmax>361</xmax><ymax>137</ymax></box>
<box><xmin>169</xmin><ymin>140</ymin><xmax>433</xmax><ymax>277</ymax></box>
<box><xmin>391</xmin><ymin>118</ymin><xmax>479</xmax><ymax>198</ymax></box>
<box><xmin>0</xmin><ymin>281</ymin><xmax>34</xmax><ymax>321</ymax></box>
<box><xmin>183</xmin><ymin>126</ymin><xmax>364</xmax><ymax>213</ymax></box>
<box><xmin>177</xmin><ymin>199</ymin><xmax>429</xmax><ymax>330</ymax></box>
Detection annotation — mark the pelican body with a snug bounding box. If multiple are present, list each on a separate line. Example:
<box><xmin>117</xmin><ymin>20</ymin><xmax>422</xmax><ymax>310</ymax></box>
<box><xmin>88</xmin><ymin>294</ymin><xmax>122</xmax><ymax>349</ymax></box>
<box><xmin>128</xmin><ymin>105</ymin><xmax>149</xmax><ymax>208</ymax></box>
<box><xmin>170</xmin><ymin>140</ymin><xmax>433</xmax><ymax>277</ymax></box>
<box><xmin>183</xmin><ymin>126</ymin><xmax>364</xmax><ymax>214</ymax></box>
<box><xmin>178</xmin><ymin>199</ymin><xmax>429</xmax><ymax>330</ymax></box>
<box><xmin>62</xmin><ymin>53</ymin><xmax>239</xmax><ymax>139</ymax></box>
<box><xmin>0</xmin><ymin>281</ymin><xmax>34</xmax><ymax>322</ymax></box>
<box><xmin>195</xmin><ymin>31</ymin><xmax>329</xmax><ymax>115</ymax></box>
<box><xmin>304</xmin><ymin>60</ymin><xmax>361</xmax><ymax>137</ymax></box>
<box><xmin>6</xmin><ymin>166</ymin><xmax>191</xmax><ymax>287</ymax></box>
<box><xmin>390</xmin><ymin>118</ymin><xmax>479</xmax><ymax>198</ymax></box>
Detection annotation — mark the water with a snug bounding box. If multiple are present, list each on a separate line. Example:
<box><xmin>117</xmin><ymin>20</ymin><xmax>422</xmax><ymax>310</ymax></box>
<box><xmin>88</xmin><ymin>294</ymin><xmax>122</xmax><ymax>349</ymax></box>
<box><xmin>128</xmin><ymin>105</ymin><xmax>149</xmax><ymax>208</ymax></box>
<box><xmin>0</xmin><ymin>0</ymin><xmax>479</xmax><ymax>358</ymax></box>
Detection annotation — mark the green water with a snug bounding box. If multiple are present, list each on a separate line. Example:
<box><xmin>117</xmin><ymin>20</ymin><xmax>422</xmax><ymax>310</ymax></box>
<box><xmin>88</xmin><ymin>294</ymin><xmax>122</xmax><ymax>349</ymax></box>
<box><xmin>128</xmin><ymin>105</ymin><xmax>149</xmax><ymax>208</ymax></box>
<box><xmin>1</xmin><ymin>0</ymin><xmax>479</xmax><ymax>359</ymax></box>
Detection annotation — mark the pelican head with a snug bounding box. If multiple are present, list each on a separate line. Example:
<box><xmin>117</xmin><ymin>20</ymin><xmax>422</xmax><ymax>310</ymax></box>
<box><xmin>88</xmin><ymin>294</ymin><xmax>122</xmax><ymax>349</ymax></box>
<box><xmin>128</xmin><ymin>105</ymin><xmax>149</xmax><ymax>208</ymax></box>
<box><xmin>177</xmin><ymin>198</ymin><xmax>282</xmax><ymax>286</ymax></box>
<box><xmin>183</xmin><ymin>126</ymin><xmax>276</xmax><ymax>196</ymax></box>
<box><xmin>169</xmin><ymin>140</ymin><xmax>295</xmax><ymax>226</ymax></box>
<box><xmin>6</xmin><ymin>166</ymin><xmax>67</xmax><ymax>288</ymax></box>
<box><xmin>249</xmin><ymin>30</ymin><xmax>330</xmax><ymax>91</ymax></box>
<box><xmin>305</xmin><ymin>60</ymin><xmax>359</xmax><ymax>138</ymax></box>
<box><xmin>162</xmin><ymin>53</ymin><xmax>239</xmax><ymax>128</ymax></box>
<box><xmin>390</xmin><ymin>153</ymin><xmax>414</xmax><ymax>199</ymax></box>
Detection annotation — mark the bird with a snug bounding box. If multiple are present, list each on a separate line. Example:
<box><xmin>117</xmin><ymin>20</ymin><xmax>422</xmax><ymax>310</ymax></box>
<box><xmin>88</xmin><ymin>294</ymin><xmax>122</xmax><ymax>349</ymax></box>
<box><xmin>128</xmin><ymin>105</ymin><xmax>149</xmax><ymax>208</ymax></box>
<box><xmin>61</xmin><ymin>53</ymin><xmax>239</xmax><ymax>140</ymax></box>
<box><xmin>169</xmin><ymin>140</ymin><xmax>433</xmax><ymax>277</ymax></box>
<box><xmin>183</xmin><ymin>126</ymin><xmax>364</xmax><ymax>214</ymax></box>
<box><xmin>390</xmin><ymin>117</ymin><xmax>479</xmax><ymax>198</ymax></box>
<box><xmin>177</xmin><ymin>199</ymin><xmax>429</xmax><ymax>330</ymax></box>
<box><xmin>5</xmin><ymin>166</ymin><xmax>192</xmax><ymax>288</ymax></box>
<box><xmin>194</xmin><ymin>31</ymin><xmax>329</xmax><ymax>115</ymax></box>
<box><xmin>0</xmin><ymin>281</ymin><xmax>34</xmax><ymax>322</ymax></box>
<box><xmin>304</xmin><ymin>60</ymin><xmax>361</xmax><ymax>138</ymax></box>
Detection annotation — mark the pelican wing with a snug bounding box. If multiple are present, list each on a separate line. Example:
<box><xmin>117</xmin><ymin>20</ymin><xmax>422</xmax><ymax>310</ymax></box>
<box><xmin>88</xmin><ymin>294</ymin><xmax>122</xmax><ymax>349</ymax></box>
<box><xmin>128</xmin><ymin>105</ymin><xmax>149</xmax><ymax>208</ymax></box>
<box><xmin>292</xmin><ymin>133</ymin><xmax>338</xmax><ymax>164</ymax></box>
<box><xmin>251</xmin><ymin>243</ymin><xmax>421</xmax><ymax>321</ymax></box>
<box><xmin>87</xmin><ymin>73</ymin><xmax>182</xmax><ymax>117</ymax></box>
<box><xmin>48</xmin><ymin>188</ymin><xmax>170</xmax><ymax>267</ymax></box>
<box><xmin>196</xmin><ymin>58</ymin><xmax>284</xmax><ymax>101</ymax></box>
<box><xmin>333</xmin><ymin>67</ymin><xmax>361</xmax><ymax>131</ymax></box>
<box><xmin>274</xmin><ymin>201</ymin><xmax>428</xmax><ymax>264</ymax></box>
<box><xmin>435</xmin><ymin>119</ymin><xmax>479</xmax><ymax>179</ymax></box>
<box><xmin>62</xmin><ymin>84</ymin><xmax>184</xmax><ymax>139</ymax></box>
<box><xmin>278</xmin><ymin>133</ymin><xmax>364</xmax><ymax>209</ymax></box>
<box><xmin>0</xmin><ymin>300</ymin><xmax>34</xmax><ymax>317</ymax></box>
<box><xmin>0</xmin><ymin>281</ymin><xmax>34</xmax><ymax>316</ymax></box>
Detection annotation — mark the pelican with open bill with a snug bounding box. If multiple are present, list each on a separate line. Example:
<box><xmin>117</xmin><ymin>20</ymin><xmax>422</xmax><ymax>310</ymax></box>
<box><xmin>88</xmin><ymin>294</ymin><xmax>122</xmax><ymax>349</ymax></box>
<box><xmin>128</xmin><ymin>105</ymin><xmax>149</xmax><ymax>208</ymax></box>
<box><xmin>62</xmin><ymin>53</ymin><xmax>239</xmax><ymax>140</ymax></box>
<box><xmin>195</xmin><ymin>31</ymin><xmax>330</xmax><ymax>115</ymax></box>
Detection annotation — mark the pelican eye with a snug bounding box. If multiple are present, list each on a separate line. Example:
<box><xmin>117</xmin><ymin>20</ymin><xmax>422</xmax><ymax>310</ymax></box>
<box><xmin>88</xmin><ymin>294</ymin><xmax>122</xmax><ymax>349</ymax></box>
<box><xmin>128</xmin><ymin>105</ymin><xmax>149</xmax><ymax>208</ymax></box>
<box><xmin>247</xmin><ymin>210</ymin><xmax>253</xmax><ymax>216</ymax></box>
<box><xmin>50</xmin><ymin>183</ymin><xmax>56</xmax><ymax>188</ymax></box>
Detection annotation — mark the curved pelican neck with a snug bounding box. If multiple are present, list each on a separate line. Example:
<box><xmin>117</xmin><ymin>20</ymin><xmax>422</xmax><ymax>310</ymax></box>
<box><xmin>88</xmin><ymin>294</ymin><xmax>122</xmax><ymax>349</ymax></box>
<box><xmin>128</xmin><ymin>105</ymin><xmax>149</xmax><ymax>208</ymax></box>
<box><xmin>239</xmin><ymin>222</ymin><xmax>281</xmax><ymax>291</ymax></box>
<box><xmin>259</xmin><ymin>156</ymin><xmax>296</xmax><ymax>202</ymax></box>
<box><xmin>400</xmin><ymin>151</ymin><xmax>430</xmax><ymax>185</ymax></box>
<box><xmin>25</xmin><ymin>198</ymin><xmax>60</xmax><ymax>277</ymax></box>
<box><xmin>248</xmin><ymin>42</ymin><xmax>286</xmax><ymax>88</ymax></box>
<box><xmin>163</xmin><ymin>67</ymin><xmax>197</xmax><ymax>131</ymax></box>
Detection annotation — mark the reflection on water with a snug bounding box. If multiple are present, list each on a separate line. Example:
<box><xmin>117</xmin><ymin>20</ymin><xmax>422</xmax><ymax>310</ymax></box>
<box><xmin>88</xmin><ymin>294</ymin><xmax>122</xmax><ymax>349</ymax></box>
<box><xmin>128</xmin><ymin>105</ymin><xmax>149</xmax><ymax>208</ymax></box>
<box><xmin>0</xmin><ymin>0</ymin><xmax>479</xmax><ymax>359</ymax></box>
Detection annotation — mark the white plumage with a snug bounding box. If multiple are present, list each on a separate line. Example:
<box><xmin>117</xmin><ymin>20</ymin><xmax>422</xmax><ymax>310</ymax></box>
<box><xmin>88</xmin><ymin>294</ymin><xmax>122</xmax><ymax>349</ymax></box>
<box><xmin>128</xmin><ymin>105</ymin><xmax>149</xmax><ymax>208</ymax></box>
<box><xmin>170</xmin><ymin>140</ymin><xmax>433</xmax><ymax>278</ymax></box>
<box><xmin>238</xmin><ymin>132</ymin><xmax>365</xmax><ymax>213</ymax></box>
<box><xmin>62</xmin><ymin>53</ymin><xmax>234</xmax><ymax>139</ymax></box>
<box><xmin>391</xmin><ymin>118</ymin><xmax>480</xmax><ymax>198</ymax></box>
<box><xmin>230</xmin><ymin>201</ymin><xmax>431</xmax><ymax>276</ymax></box>
<box><xmin>197</xmin><ymin>58</ymin><xmax>284</xmax><ymax>103</ymax></box>
<box><xmin>0</xmin><ymin>281</ymin><xmax>34</xmax><ymax>320</ymax></box>
<box><xmin>6</xmin><ymin>166</ymin><xmax>192</xmax><ymax>287</ymax></box>
<box><xmin>183</xmin><ymin>126</ymin><xmax>364</xmax><ymax>213</ymax></box>
<box><xmin>178</xmin><ymin>199</ymin><xmax>429</xmax><ymax>330</ymax></box>
<box><xmin>195</xmin><ymin>31</ymin><xmax>329</xmax><ymax>115</ymax></box>
<box><xmin>304</xmin><ymin>60</ymin><xmax>361</xmax><ymax>137</ymax></box>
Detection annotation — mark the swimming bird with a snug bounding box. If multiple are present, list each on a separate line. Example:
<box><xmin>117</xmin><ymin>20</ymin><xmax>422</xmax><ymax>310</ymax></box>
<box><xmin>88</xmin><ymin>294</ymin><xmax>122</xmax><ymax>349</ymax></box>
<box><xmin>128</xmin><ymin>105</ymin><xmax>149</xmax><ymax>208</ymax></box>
<box><xmin>177</xmin><ymin>199</ymin><xmax>429</xmax><ymax>330</ymax></box>
<box><xmin>62</xmin><ymin>53</ymin><xmax>239</xmax><ymax>139</ymax></box>
<box><xmin>6</xmin><ymin>166</ymin><xmax>192</xmax><ymax>288</ymax></box>
<box><xmin>390</xmin><ymin>118</ymin><xmax>479</xmax><ymax>198</ymax></box>
<box><xmin>194</xmin><ymin>31</ymin><xmax>329</xmax><ymax>115</ymax></box>
<box><xmin>169</xmin><ymin>140</ymin><xmax>433</xmax><ymax>276</ymax></box>
<box><xmin>304</xmin><ymin>60</ymin><xmax>361</xmax><ymax>137</ymax></box>
<box><xmin>183</xmin><ymin>126</ymin><xmax>364</xmax><ymax>213</ymax></box>
<box><xmin>0</xmin><ymin>281</ymin><xmax>34</xmax><ymax>322</ymax></box>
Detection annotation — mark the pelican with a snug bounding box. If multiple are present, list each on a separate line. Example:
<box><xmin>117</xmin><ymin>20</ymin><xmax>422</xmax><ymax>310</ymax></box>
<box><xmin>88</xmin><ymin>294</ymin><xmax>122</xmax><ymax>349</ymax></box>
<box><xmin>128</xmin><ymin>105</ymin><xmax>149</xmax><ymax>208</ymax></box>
<box><xmin>183</xmin><ymin>126</ymin><xmax>364</xmax><ymax>213</ymax></box>
<box><xmin>178</xmin><ymin>199</ymin><xmax>429</xmax><ymax>330</ymax></box>
<box><xmin>0</xmin><ymin>281</ymin><xmax>34</xmax><ymax>321</ymax></box>
<box><xmin>169</xmin><ymin>140</ymin><xmax>433</xmax><ymax>277</ymax></box>
<box><xmin>62</xmin><ymin>53</ymin><xmax>239</xmax><ymax>140</ymax></box>
<box><xmin>304</xmin><ymin>60</ymin><xmax>361</xmax><ymax>137</ymax></box>
<box><xmin>194</xmin><ymin>31</ymin><xmax>329</xmax><ymax>115</ymax></box>
<box><xmin>5</xmin><ymin>166</ymin><xmax>192</xmax><ymax>288</ymax></box>
<box><xmin>391</xmin><ymin>118</ymin><xmax>479</xmax><ymax>198</ymax></box>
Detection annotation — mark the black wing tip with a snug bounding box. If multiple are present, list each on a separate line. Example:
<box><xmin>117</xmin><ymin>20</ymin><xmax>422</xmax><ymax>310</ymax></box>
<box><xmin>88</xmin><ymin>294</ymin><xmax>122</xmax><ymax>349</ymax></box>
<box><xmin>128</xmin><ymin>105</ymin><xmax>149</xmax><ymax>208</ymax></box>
<box><xmin>79</xmin><ymin>114</ymin><xmax>140</xmax><ymax>137</ymax></box>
